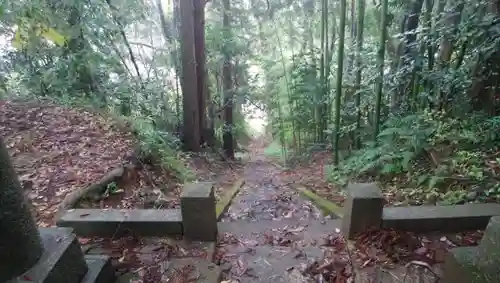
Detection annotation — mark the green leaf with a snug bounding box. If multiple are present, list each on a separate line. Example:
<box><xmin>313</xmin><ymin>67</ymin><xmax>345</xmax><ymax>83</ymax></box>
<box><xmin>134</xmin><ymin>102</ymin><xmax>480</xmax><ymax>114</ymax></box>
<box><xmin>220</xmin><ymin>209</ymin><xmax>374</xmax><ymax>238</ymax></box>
<box><xmin>428</xmin><ymin>176</ymin><xmax>443</xmax><ymax>190</ymax></box>
<box><xmin>401</xmin><ymin>151</ymin><xmax>414</xmax><ymax>170</ymax></box>
<box><xmin>381</xmin><ymin>163</ymin><xmax>396</xmax><ymax>173</ymax></box>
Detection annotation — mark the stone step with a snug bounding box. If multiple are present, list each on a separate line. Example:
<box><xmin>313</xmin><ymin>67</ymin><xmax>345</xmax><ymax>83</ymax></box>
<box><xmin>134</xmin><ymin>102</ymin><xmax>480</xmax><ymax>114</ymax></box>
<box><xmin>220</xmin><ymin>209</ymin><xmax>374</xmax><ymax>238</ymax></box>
<box><xmin>442</xmin><ymin>246</ymin><xmax>499</xmax><ymax>283</ymax></box>
<box><xmin>11</xmin><ymin>227</ymin><xmax>88</xmax><ymax>283</ymax></box>
<box><xmin>82</xmin><ymin>255</ymin><xmax>115</xmax><ymax>283</ymax></box>
<box><xmin>56</xmin><ymin>209</ymin><xmax>183</xmax><ymax>237</ymax></box>
<box><xmin>382</xmin><ymin>203</ymin><xmax>500</xmax><ymax>232</ymax></box>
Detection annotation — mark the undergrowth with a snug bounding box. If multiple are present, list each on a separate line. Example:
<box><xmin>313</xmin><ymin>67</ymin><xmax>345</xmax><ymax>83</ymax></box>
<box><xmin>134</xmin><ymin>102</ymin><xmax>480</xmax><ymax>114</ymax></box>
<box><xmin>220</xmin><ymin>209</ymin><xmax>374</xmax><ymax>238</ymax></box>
<box><xmin>329</xmin><ymin>110</ymin><xmax>500</xmax><ymax>205</ymax></box>
<box><xmin>128</xmin><ymin>117</ymin><xmax>194</xmax><ymax>182</ymax></box>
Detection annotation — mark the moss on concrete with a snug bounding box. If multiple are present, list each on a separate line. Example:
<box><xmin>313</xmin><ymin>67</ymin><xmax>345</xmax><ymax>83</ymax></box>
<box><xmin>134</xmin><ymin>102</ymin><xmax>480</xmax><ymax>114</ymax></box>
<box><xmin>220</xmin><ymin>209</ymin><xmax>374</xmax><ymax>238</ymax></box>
<box><xmin>295</xmin><ymin>186</ymin><xmax>344</xmax><ymax>218</ymax></box>
<box><xmin>216</xmin><ymin>179</ymin><xmax>245</xmax><ymax>221</ymax></box>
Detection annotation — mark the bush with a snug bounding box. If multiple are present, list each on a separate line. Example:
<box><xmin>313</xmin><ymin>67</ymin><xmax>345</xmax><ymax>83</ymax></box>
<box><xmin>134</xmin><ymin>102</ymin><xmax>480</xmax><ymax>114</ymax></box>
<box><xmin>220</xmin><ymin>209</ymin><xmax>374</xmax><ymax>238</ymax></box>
<box><xmin>129</xmin><ymin>117</ymin><xmax>194</xmax><ymax>182</ymax></box>
<box><xmin>329</xmin><ymin>110</ymin><xmax>500</xmax><ymax>204</ymax></box>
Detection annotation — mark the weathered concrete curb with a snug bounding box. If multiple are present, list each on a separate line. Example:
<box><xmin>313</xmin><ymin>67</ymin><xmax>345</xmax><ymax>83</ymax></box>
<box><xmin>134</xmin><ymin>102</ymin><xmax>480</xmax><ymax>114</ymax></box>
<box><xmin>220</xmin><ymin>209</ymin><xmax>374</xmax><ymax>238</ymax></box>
<box><xmin>341</xmin><ymin>182</ymin><xmax>500</xmax><ymax>238</ymax></box>
<box><xmin>292</xmin><ymin>184</ymin><xmax>344</xmax><ymax>218</ymax></box>
<box><xmin>216</xmin><ymin>179</ymin><xmax>245</xmax><ymax>221</ymax></box>
<box><xmin>56</xmin><ymin>209</ymin><xmax>183</xmax><ymax>237</ymax></box>
<box><xmin>383</xmin><ymin>203</ymin><xmax>500</xmax><ymax>232</ymax></box>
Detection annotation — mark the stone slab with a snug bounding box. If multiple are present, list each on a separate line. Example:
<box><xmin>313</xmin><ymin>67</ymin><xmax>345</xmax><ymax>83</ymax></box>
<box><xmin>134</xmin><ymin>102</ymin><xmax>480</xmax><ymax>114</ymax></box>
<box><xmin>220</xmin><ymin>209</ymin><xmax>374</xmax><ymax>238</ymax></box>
<box><xmin>182</xmin><ymin>182</ymin><xmax>215</xmax><ymax>198</ymax></box>
<box><xmin>382</xmin><ymin>203</ymin><xmax>500</xmax><ymax>232</ymax></box>
<box><xmin>10</xmin><ymin>227</ymin><xmax>88</xmax><ymax>283</ymax></box>
<box><xmin>342</xmin><ymin>183</ymin><xmax>384</xmax><ymax>239</ymax></box>
<box><xmin>181</xmin><ymin>182</ymin><xmax>217</xmax><ymax>241</ymax></box>
<box><xmin>82</xmin><ymin>255</ymin><xmax>115</xmax><ymax>283</ymax></box>
<box><xmin>56</xmin><ymin>209</ymin><xmax>182</xmax><ymax>237</ymax></box>
<box><xmin>477</xmin><ymin>216</ymin><xmax>500</xmax><ymax>264</ymax></box>
<box><xmin>442</xmin><ymin>246</ymin><xmax>500</xmax><ymax>283</ymax></box>
<box><xmin>346</xmin><ymin>182</ymin><xmax>385</xmax><ymax>199</ymax></box>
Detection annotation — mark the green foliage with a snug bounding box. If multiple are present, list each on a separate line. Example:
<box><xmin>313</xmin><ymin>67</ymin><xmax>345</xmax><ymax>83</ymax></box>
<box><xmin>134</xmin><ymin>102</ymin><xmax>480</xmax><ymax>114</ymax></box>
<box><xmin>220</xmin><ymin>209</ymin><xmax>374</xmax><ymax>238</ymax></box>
<box><xmin>330</xmin><ymin>110</ymin><xmax>500</xmax><ymax>204</ymax></box>
<box><xmin>129</xmin><ymin>117</ymin><xmax>194</xmax><ymax>182</ymax></box>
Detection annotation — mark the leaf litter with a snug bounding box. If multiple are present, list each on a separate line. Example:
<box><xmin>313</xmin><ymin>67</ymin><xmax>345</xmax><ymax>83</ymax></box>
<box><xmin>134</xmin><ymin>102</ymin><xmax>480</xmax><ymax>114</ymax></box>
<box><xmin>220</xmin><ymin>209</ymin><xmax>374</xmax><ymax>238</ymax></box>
<box><xmin>0</xmin><ymin>99</ymin><xmax>243</xmax><ymax>282</ymax></box>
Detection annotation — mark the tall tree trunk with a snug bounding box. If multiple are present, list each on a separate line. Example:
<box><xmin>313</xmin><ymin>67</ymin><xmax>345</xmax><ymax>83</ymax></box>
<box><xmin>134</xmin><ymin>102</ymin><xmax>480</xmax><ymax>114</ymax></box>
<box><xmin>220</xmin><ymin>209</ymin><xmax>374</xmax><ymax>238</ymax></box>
<box><xmin>422</xmin><ymin>0</ymin><xmax>434</xmax><ymax>106</ymax></box>
<box><xmin>394</xmin><ymin>0</ymin><xmax>425</xmax><ymax>111</ymax></box>
<box><xmin>222</xmin><ymin>0</ymin><xmax>234</xmax><ymax>159</ymax></box>
<box><xmin>436</xmin><ymin>0</ymin><xmax>465</xmax><ymax>109</ymax></box>
<box><xmin>318</xmin><ymin>0</ymin><xmax>327</xmax><ymax>143</ymax></box>
<box><xmin>179</xmin><ymin>0</ymin><xmax>201</xmax><ymax>151</ymax></box>
<box><xmin>326</xmin><ymin>10</ymin><xmax>338</xmax><ymax>125</ymax></box>
<box><xmin>374</xmin><ymin>0</ymin><xmax>389</xmax><ymax>140</ymax></box>
<box><xmin>193</xmin><ymin>0</ymin><xmax>214</xmax><ymax>146</ymax></box>
<box><xmin>333</xmin><ymin>0</ymin><xmax>347</xmax><ymax>165</ymax></box>
<box><xmin>354</xmin><ymin>0</ymin><xmax>366</xmax><ymax>149</ymax></box>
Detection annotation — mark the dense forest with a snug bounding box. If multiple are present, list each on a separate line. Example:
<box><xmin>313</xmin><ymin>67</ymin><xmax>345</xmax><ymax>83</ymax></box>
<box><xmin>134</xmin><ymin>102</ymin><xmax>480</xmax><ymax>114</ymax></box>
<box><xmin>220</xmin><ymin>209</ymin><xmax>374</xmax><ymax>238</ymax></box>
<box><xmin>1</xmin><ymin>0</ymin><xmax>500</xmax><ymax>205</ymax></box>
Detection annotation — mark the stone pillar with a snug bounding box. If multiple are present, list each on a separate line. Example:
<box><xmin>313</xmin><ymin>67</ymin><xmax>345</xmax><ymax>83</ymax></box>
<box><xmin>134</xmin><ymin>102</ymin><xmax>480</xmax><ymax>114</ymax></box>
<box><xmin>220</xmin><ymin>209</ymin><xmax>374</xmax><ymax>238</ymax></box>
<box><xmin>181</xmin><ymin>182</ymin><xmax>217</xmax><ymax>241</ymax></box>
<box><xmin>0</xmin><ymin>137</ymin><xmax>43</xmax><ymax>282</ymax></box>
<box><xmin>478</xmin><ymin>216</ymin><xmax>500</xmax><ymax>264</ymax></box>
<box><xmin>341</xmin><ymin>183</ymin><xmax>384</xmax><ymax>239</ymax></box>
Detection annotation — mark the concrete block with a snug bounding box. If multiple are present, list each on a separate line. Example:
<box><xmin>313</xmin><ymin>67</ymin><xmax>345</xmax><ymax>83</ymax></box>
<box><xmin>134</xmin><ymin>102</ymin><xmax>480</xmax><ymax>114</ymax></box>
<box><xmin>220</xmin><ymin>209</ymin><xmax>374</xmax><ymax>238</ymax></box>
<box><xmin>382</xmin><ymin>203</ymin><xmax>500</xmax><ymax>232</ymax></box>
<box><xmin>341</xmin><ymin>183</ymin><xmax>384</xmax><ymax>239</ymax></box>
<box><xmin>56</xmin><ymin>209</ymin><xmax>182</xmax><ymax>237</ymax></box>
<box><xmin>442</xmin><ymin>247</ymin><xmax>500</xmax><ymax>283</ymax></box>
<box><xmin>477</xmin><ymin>216</ymin><xmax>500</xmax><ymax>265</ymax></box>
<box><xmin>82</xmin><ymin>255</ymin><xmax>115</xmax><ymax>283</ymax></box>
<box><xmin>181</xmin><ymin>182</ymin><xmax>217</xmax><ymax>241</ymax></box>
<box><xmin>11</xmin><ymin>227</ymin><xmax>88</xmax><ymax>283</ymax></box>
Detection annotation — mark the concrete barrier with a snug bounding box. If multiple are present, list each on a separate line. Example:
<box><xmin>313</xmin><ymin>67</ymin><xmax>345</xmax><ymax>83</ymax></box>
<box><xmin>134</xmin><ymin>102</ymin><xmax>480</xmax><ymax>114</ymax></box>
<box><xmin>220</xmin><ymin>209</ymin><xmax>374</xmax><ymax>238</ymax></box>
<box><xmin>57</xmin><ymin>182</ymin><xmax>218</xmax><ymax>241</ymax></box>
<box><xmin>341</xmin><ymin>183</ymin><xmax>500</xmax><ymax>239</ymax></box>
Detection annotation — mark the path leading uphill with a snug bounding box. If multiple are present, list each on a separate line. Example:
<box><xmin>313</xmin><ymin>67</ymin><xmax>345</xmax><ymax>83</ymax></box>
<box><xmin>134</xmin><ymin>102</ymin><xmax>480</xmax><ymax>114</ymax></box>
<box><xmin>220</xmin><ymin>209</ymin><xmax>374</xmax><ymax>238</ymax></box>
<box><xmin>216</xmin><ymin>142</ymin><xmax>351</xmax><ymax>283</ymax></box>
<box><xmin>215</xmin><ymin>141</ymin><xmax>442</xmax><ymax>283</ymax></box>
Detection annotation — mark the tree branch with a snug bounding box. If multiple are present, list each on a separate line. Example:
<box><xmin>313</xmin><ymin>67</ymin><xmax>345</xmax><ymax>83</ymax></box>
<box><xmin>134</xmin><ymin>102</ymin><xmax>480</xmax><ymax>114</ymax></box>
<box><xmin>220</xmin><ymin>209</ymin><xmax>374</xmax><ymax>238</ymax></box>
<box><xmin>105</xmin><ymin>0</ymin><xmax>144</xmax><ymax>85</ymax></box>
<box><xmin>128</xmin><ymin>41</ymin><xmax>169</xmax><ymax>51</ymax></box>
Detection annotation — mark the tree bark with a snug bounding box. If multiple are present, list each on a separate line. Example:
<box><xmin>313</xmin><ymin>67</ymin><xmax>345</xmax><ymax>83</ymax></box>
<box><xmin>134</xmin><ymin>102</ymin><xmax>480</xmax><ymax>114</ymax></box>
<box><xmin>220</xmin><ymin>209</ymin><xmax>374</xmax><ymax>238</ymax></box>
<box><xmin>179</xmin><ymin>0</ymin><xmax>201</xmax><ymax>151</ymax></box>
<box><xmin>436</xmin><ymin>0</ymin><xmax>465</xmax><ymax>109</ymax></box>
<box><xmin>193</xmin><ymin>0</ymin><xmax>214</xmax><ymax>146</ymax></box>
<box><xmin>333</xmin><ymin>0</ymin><xmax>347</xmax><ymax>165</ymax></box>
<box><xmin>222</xmin><ymin>0</ymin><xmax>234</xmax><ymax>159</ymax></box>
<box><xmin>374</xmin><ymin>0</ymin><xmax>389</xmax><ymax>140</ymax></box>
<box><xmin>393</xmin><ymin>0</ymin><xmax>425</xmax><ymax>111</ymax></box>
<box><xmin>354</xmin><ymin>0</ymin><xmax>366</xmax><ymax>149</ymax></box>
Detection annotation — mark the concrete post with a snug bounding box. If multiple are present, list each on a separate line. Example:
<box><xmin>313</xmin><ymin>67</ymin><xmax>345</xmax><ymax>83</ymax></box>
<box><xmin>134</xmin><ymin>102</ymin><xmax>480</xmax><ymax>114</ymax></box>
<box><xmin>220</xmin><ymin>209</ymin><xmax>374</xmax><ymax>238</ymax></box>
<box><xmin>181</xmin><ymin>182</ymin><xmax>217</xmax><ymax>241</ymax></box>
<box><xmin>341</xmin><ymin>183</ymin><xmax>385</xmax><ymax>239</ymax></box>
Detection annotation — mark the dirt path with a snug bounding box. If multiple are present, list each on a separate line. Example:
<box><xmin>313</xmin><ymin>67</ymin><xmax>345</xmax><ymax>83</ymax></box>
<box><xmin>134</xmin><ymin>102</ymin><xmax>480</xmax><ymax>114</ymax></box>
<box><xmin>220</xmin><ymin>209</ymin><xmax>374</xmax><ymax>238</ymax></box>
<box><xmin>215</xmin><ymin>142</ymin><xmax>448</xmax><ymax>283</ymax></box>
<box><xmin>217</xmin><ymin>144</ymin><xmax>349</xmax><ymax>282</ymax></box>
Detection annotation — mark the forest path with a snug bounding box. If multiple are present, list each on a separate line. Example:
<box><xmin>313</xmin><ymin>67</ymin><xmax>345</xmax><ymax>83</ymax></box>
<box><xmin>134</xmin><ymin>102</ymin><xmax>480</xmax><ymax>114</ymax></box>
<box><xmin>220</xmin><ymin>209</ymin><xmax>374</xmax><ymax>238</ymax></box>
<box><xmin>216</xmin><ymin>140</ymin><xmax>348</xmax><ymax>282</ymax></box>
<box><xmin>215</xmin><ymin>140</ymin><xmax>443</xmax><ymax>282</ymax></box>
